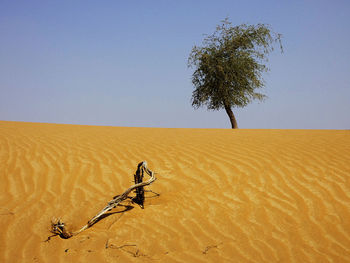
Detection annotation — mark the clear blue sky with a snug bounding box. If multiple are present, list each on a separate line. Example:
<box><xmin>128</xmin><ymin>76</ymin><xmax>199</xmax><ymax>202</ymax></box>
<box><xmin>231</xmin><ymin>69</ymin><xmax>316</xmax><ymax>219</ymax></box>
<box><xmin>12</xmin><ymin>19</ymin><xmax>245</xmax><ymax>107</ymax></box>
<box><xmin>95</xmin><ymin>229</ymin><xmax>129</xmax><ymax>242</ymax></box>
<box><xmin>1</xmin><ymin>0</ymin><xmax>349</xmax><ymax>129</ymax></box>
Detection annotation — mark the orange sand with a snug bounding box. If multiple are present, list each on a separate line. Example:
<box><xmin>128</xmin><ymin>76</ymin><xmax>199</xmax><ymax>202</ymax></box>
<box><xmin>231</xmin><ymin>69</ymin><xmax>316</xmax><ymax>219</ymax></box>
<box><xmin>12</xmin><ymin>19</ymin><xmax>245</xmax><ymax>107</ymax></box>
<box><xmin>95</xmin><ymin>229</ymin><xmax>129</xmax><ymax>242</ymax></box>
<box><xmin>0</xmin><ymin>121</ymin><xmax>349</xmax><ymax>262</ymax></box>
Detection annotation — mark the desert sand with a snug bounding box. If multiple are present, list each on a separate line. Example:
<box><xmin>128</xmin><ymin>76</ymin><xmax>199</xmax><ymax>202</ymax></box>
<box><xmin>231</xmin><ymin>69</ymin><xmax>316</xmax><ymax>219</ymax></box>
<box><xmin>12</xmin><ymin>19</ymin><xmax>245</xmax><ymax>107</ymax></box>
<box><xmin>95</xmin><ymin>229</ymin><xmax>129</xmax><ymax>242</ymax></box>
<box><xmin>0</xmin><ymin>120</ymin><xmax>349</xmax><ymax>262</ymax></box>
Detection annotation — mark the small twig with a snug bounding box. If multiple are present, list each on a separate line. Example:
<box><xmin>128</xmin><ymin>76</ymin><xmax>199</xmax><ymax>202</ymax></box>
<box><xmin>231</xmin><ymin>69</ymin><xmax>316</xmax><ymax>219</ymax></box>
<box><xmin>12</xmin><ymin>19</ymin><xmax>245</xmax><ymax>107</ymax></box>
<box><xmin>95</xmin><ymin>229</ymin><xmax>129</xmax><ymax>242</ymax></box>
<box><xmin>203</xmin><ymin>245</ymin><xmax>217</xmax><ymax>254</ymax></box>
<box><xmin>106</xmin><ymin>243</ymin><xmax>137</xmax><ymax>249</ymax></box>
<box><xmin>130</xmin><ymin>249</ymin><xmax>143</xmax><ymax>257</ymax></box>
<box><xmin>0</xmin><ymin>208</ymin><xmax>14</xmax><ymax>215</ymax></box>
<box><xmin>116</xmin><ymin>245</ymin><xmax>145</xmax><ymax>258</ymax></box>
<box><xmin>115</xmin><ymin>244</ymin><xmax>137</xmax><ymax>249</ymax></box>
<box><xmin>202</xmin><ymin>242</ymin><xmax>222</xmax><ymax>254</ymax></box>
<box><xmin>44</xmin><ymin>234</ymin><xmax>57</xmax><ymax>243</ymax></box>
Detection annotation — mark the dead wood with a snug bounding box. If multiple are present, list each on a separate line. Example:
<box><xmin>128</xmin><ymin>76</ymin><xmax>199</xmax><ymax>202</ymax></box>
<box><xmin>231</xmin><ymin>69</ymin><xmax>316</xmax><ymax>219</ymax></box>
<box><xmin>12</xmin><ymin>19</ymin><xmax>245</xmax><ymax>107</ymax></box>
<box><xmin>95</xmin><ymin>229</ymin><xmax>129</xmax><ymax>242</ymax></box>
<box><xmin>49</xmin><ymin>161</ymin><xmax>156</xmax><ymax>239</ymax></box>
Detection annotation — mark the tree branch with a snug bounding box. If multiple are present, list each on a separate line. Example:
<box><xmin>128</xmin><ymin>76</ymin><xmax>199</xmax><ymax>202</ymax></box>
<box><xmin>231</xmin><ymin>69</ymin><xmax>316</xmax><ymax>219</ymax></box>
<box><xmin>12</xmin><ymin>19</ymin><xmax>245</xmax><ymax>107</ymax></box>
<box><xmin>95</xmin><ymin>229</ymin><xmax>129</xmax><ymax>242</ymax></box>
<box><xmin>49</xmin><ymin>161</ymin><xmax>157</xmax><ymax>239</ymax></box>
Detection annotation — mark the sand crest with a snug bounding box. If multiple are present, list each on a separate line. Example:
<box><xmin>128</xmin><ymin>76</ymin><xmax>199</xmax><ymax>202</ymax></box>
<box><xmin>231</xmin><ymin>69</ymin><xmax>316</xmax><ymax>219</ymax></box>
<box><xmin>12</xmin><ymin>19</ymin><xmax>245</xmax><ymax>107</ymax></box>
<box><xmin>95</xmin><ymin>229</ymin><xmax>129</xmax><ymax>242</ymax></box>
<box><xmin>0</xmin><ymin>121</ymin><xmax>349</xmax><ymax>262</ymax></box>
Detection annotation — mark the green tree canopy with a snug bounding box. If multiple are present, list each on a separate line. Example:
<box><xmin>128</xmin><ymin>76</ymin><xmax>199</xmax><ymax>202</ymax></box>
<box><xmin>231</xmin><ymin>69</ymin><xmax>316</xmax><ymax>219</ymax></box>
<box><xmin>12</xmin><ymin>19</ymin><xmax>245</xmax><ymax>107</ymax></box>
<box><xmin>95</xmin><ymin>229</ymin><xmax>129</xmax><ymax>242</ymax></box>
<box><xmin>188</xmin><ymin>18</ymin><xmax>283</xmax><ymax>128</ymax></box>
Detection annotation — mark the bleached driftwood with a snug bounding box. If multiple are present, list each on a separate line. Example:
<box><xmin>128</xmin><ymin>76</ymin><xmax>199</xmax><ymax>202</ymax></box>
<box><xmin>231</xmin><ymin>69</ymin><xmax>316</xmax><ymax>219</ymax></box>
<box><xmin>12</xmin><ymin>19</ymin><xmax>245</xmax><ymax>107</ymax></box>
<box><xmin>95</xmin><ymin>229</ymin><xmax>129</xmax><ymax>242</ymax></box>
<box><xmin>49</xmin><ymin>161</ymin><xmax>156</xmax><ymax>239</ymax></box>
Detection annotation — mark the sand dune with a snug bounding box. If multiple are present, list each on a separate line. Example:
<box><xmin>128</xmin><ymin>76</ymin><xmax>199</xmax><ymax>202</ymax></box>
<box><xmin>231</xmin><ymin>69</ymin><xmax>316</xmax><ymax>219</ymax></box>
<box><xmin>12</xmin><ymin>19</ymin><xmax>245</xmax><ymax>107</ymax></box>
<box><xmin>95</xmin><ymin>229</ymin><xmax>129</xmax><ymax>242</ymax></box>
<box><xmin>0</xmin><ymin>121</ymin><xmax>349</xmax><ymax>262</ymax></box>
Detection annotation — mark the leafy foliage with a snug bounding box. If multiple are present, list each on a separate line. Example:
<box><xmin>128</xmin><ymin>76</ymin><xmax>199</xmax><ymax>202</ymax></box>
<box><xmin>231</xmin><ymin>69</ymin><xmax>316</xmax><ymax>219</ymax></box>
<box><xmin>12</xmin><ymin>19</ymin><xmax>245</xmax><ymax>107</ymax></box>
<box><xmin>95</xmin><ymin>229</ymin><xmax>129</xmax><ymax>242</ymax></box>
<box><xmin>188</xmin><ymin>18</ymin><xmax>283</xmax><ymax>111</ymax></box>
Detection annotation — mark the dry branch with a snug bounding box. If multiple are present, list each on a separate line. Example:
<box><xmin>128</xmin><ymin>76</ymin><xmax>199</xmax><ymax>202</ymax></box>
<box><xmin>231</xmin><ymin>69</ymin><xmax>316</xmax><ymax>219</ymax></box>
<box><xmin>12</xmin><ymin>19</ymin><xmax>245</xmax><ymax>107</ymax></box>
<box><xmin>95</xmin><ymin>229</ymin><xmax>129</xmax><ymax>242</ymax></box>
<box><xmin>49</xmin><ymin>161</ymin><xmax>156</xmax><ymax>239</ymax></box>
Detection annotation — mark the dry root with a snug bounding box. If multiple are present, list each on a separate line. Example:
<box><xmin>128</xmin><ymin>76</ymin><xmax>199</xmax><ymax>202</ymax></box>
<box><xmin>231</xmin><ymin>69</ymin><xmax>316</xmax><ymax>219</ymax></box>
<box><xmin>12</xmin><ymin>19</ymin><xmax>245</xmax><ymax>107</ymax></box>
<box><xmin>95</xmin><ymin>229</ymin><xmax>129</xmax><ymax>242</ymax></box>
<box><xmin>48</xmin><ymin>161</ymin><xmax>156</xmax><ymax>240</ymax></box>
<box><xmin>50</xmin><ymin>218</ymin><xmax>73</xmax><ymax>239</ymax></box>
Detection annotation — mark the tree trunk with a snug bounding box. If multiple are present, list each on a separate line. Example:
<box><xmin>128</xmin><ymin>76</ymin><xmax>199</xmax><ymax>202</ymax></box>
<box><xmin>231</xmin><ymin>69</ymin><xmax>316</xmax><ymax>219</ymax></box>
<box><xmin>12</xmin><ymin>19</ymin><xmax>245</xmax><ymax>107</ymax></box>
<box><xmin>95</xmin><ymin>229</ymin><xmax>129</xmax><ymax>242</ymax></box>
<box><xmin>224</xmin><ymin>104</ymin><xmax>238</xmax><ymax>129</ymax></box>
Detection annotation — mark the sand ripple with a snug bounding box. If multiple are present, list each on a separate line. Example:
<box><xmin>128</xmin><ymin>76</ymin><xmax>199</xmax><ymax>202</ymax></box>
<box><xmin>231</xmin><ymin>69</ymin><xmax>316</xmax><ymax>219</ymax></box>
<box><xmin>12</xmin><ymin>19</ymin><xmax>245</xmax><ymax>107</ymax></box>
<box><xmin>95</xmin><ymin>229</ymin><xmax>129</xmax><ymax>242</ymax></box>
<box><xmin>0</xmin><ymin>121</ymin><xmax>349</xmax><ymax>262</ymax></box>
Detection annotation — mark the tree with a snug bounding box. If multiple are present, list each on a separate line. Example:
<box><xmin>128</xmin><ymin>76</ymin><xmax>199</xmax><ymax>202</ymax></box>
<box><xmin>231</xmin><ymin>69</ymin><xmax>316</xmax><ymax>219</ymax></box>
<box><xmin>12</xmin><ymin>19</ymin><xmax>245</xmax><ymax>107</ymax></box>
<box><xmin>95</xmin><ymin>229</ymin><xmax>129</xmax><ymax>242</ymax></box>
<box><xmin>188</xmin><ymin>18</ymin><xmax>283</xmax><ymax>129</ymax></box>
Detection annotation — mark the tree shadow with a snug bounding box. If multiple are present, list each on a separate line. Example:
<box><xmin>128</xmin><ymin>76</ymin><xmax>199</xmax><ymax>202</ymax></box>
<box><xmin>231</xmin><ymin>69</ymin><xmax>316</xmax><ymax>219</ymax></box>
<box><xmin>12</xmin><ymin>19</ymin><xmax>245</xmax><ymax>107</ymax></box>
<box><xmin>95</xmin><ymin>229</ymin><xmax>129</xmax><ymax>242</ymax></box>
<box><xmin>144</xmin><ymin>190</ymin><xmax>160</xmax><ymax>198</ymax></box>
